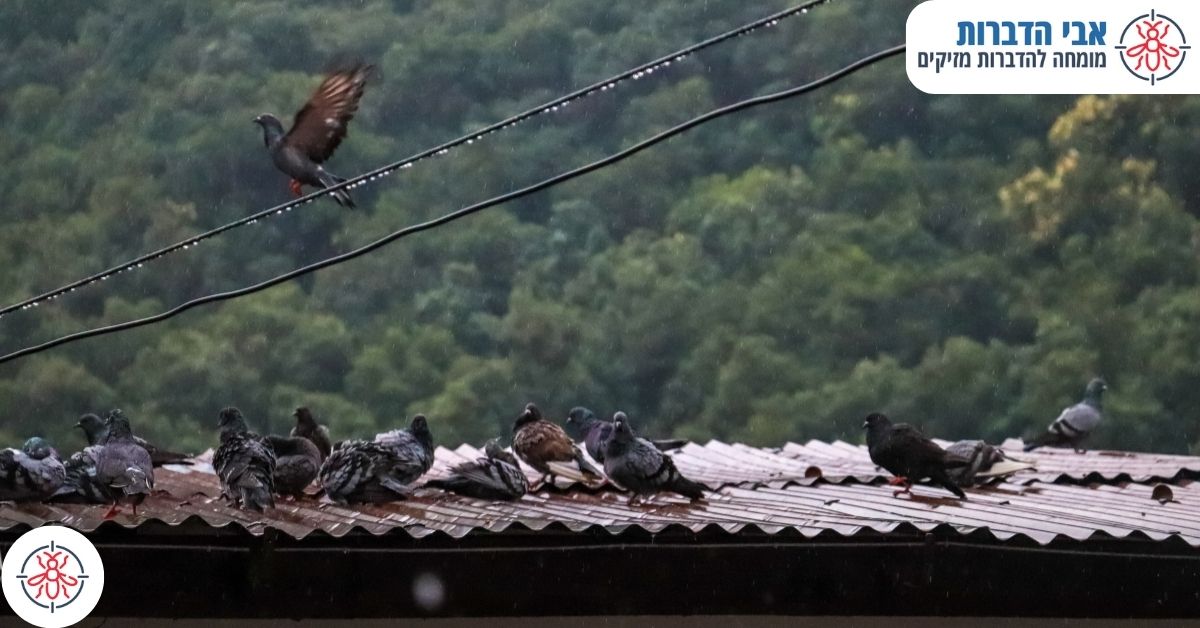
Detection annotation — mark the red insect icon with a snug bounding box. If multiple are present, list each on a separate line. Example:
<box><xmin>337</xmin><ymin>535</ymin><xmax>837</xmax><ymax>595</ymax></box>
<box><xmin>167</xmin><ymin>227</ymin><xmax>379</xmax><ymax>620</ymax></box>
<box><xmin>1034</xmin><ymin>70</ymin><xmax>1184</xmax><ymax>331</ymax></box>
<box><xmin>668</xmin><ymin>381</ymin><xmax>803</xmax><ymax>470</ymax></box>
<box><xmin>1125</xmin><ymin>20</ymin><xmax>1181</xmax><ymax>72</ymax></box>
<box><xmin>24</xmin><ymin>550</ymin><xmax>79</xmax><ymax>602</ymax></box>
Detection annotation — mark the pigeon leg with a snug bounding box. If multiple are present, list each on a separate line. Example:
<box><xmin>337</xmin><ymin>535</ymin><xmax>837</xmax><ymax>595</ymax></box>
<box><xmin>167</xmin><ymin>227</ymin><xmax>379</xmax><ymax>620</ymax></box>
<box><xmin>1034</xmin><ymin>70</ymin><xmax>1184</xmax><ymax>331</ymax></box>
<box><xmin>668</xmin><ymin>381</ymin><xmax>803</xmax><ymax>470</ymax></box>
<box><xmin>289</xmin><ymin>179</ymin><xmax>304</xmax><ymax>197</ymax></box>
<box><xmin>890</xmin><ymin>478</ymin><xmax>913</xmax><ymax>498</ymax></box>
<box><xmin>102</xmin><ymin>504</ymin><xmax>121</xmax><ymax>520</ymax></box>
<box><xmin>886</xmin><ymin>476</ymin><xmax>909</xmax><ymax>486</ymax></box>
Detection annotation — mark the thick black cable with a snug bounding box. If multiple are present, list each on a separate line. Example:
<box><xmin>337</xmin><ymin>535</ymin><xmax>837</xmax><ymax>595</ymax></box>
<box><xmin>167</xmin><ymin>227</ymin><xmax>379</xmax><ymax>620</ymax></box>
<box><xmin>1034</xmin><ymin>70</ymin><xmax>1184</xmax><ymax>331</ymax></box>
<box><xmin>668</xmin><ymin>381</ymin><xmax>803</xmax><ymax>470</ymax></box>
<box><xmin>0</xmin><ymin>0</ymin><xmax>836</xmax><ymax>318</ymax></box>
<box><xmin>0</xmin><ymin>45</ymin><xmax>905</xmax><ymax>366</ymax></box>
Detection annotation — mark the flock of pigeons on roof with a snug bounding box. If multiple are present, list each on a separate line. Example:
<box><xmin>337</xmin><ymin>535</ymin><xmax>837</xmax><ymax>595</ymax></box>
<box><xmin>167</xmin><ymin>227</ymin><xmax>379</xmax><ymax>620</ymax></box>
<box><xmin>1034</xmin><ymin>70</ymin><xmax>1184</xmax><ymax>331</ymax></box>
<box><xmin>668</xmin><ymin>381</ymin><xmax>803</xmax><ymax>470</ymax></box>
<box><xmin>0</xmin><ymin>377</ymin><xmax>1106</xmax><ymax>514</ymax></box>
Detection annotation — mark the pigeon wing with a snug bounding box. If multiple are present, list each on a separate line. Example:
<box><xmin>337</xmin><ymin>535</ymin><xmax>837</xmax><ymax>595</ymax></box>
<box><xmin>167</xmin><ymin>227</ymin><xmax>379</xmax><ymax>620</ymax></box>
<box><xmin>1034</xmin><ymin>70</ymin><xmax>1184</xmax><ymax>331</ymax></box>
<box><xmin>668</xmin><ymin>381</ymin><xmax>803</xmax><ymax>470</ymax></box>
<box><xmin>1051</xmin><ymin>402</ymin><xmax>1101</xmax><ymax>435</ymax></box>
<box><xmin>285</xmin><ymin>64</ymin><xmax>373</xmax><ymax>164</ymax></box>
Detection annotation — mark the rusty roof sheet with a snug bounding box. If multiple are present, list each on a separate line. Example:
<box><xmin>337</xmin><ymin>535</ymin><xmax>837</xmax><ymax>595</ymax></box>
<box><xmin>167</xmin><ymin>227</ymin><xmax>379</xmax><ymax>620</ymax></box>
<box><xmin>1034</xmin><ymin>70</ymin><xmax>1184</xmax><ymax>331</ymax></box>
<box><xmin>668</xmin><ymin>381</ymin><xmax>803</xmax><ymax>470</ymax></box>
<box><xmin>2</xmin><ymin>440</ymin><xmax>1198</xmax><ymax>547</ymax></box>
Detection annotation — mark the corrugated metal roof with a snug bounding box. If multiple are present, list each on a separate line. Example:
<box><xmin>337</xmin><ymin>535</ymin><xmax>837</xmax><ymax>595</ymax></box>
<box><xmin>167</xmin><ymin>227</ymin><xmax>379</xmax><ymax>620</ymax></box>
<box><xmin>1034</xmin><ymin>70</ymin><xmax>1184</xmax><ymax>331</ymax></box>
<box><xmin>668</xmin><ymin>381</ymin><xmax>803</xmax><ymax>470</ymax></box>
<box><xmin>3</xmin><ymin>440</ymin><xmax>1198</xmax><ymax>547</ymax></box>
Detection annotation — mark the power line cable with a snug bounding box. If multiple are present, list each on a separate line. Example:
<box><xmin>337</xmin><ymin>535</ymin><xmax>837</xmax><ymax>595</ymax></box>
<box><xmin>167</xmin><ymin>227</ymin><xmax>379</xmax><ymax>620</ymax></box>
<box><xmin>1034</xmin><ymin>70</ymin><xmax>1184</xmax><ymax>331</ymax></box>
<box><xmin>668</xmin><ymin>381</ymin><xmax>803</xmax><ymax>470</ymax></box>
<box><xmin>0</xmin><ymin>45</ymin><xmax>905</xmax><ymax>367</ymax></box>
<box><xmin>0</xmin><ymin>0</ymin><xmax>836</xmax><ymax>319</ymax></box>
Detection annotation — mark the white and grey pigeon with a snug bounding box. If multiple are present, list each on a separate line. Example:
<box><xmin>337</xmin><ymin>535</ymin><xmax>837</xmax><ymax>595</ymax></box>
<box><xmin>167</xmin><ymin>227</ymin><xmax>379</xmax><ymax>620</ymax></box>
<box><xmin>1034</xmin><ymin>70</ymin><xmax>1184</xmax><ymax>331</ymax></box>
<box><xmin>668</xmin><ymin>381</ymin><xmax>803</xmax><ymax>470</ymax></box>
<box><xmin>0</xmin><ymin>437</ymin><xmax>67</xmax><ymax>502</ymax></box>
<box><xmin>93</xmin><ymin>409</ymin><xmax>154</xmax><ymax>519</ymax></box>
<box><xmin>372</xmin><ymin>414</ymin><xmax>435</xmax><ymax>485</ymax></box>
<box><xmin>76</xmin><ymin>412</ymin><xmax>191</xmax><ymax>466</ymax></box>
<box><xmin>603</xmin><ymin>412</ymin><xmax>706</xmax><ymax>505</ymax></box>
<box><xmin>1025</xmin><ymin>378</ymin><xmax>1107</xmax><ymax>452</ymax></box>
<box><xmin>945</xmin><ymin>440</ymin><xmax>1034</xmax><ymax>486</ymax></box>
<box><xmin>213</xmin><ymin>407</ymin><xmax>276</xmax><ymax>512</ymax></box>
<box><xmin>54</xmin><ymin>444</ymin><xmax>106</xmax><ymax>504</ymax></box>
<box><xmin>424</xmin><ymin>439</ymin><xmax>528</xmax><ymax>501</ymax></box>
<box><xmin>318</xmin><ymin>440</ymin><xmax>418</xmax><ymax>503</ymax></box>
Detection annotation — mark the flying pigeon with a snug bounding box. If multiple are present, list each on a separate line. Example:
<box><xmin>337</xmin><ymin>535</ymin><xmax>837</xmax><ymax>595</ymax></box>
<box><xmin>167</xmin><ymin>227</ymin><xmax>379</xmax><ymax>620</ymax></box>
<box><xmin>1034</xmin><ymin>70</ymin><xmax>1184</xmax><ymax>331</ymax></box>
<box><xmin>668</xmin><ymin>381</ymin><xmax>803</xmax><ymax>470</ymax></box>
<box><xmin>253</xmin><ymin>63</ymin><xmax>374</xmax><ymax>208</ymax></box>
<box><xmin>291</xmin><ymin>406</ymin><xmax>333</xmax><ymax>461</ymax></box>
<box><xmin>77</xmin><ymin>412</ymin><xmax>192</xmax><ymax>466</ymax></box>
<box><xmin>424</xmin><ymin>439</ymin><xmax>528</xmax><ymax>501</ymax></box>
<box><xmin>263</xmin><ymin>434</ymin><xmax>322</xmax><ymax>498</ymax></box>
<box><xmin>1025</xmin><ymin>377</ymin><xmax>1107</xmax><ymax>452</ymax></box>
<box><xmin>372</xmin><ymin>414</ymin><xmax>435</xmax><ymax>485</ymax></box>
<box><xmin>603</xmin><ymin>412</ymin><xmax>705</xmax><ymax>504</ymax></box>
<box><xmin>512</xmin><ymin>402</ymin><xmax>602</xmax><ymax>485</ymax></box>
<box><xmin>0</xmin><ymin>437</ymin><xmax>67</xmax><ymax>502</ymax></box>
<box><xmin>214</xmin><ymin>407</ymin><xmax>276</xmax><ymax>512</ymax></box>
<box><xmin>318</xmin><ymin>440</ymin><xmax>419</xmax><ymax>503</ymax></box>
<box><xmin>862</xmin><ymin>412</ymin><xmax>968</xmax><ymax>499</ymax></box>
<box><xmin>93</xmin><ymin>410</ymin><xmax>155</xmax><ymax>518</ymax></box>
<box><xmin>944</xmin><ymin>440</ymin><xmax>1034</xmax><ymax>486</ymax></box>
<box><xmin>565</xmin><ymin>406</ymin><xmax>688</xmax><ymax>463</ymax></box>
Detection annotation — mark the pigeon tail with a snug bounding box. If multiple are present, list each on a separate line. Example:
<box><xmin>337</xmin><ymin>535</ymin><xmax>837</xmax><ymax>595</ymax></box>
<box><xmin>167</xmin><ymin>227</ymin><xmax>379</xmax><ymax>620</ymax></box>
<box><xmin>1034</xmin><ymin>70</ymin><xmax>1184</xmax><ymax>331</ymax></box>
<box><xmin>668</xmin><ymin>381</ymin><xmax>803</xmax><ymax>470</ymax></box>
<box><xmin>651</xmin><ymin>438</ymin><xmax>689</xmax><ymax>451</ymax></box>
<box><xmin>669</xmin><ymin>476</ymin><xmax>707</xmax><ymax>501</ymax></box>
<box><xmin>240</xmin><ymin>486</ymin><xmax>274</xmax><ymax>512</ymax></box>
<box><xmin>573</xmin><ymin>448</ymin><xmax>603</xmax><ymax>478</ymax></box>
<box><xmin>318</xmin><ymin>171</ymin><xmax>355</xmax><ymax>208</ymax></box>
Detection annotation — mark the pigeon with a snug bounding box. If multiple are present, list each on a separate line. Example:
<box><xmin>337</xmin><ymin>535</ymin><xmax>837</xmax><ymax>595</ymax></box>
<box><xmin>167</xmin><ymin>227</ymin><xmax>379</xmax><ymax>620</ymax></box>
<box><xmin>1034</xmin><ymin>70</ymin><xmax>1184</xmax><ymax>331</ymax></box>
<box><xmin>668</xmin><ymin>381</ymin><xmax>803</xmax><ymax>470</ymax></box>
<box><xmin>0</xmin><ymin>437</ymin><xmax>67</xmax><ymax>502</ymax></box>
<box><xmin>944</xmin><ymin>440</ymin><xmax>1034</xmax><ymax>486</ymax></box>
<box><xmin>565</xmin><ymin>406</ymin><xmax>688</xmax><ymax>463</ymax></box>
<box><xmin>291</xmin><ymin>407</ymin><xmax>333</xmax><ymax>461</ymax></box>
<box><xmin>372</xmin><ymin>414</ymin><xmax>435</xmax><ymax>485</ymax></box>
<box><xmin>862</xmin><ymin>413</ymin><xmax>968</xmax><ymax>499</ymax></box>
<box><xmin>1025</xmin><ymin>377</ymin><xmax>1107</xmax><ymax>452</ymax></box>
<box><xmin>77</xmin><ymin>412</ymin><xmax>192</xmax><ymax>466</ymax></box>
<box><xmin>54</xmin><ymin>443</ymin><xmax>107</xmax><ymax>504</ymax></box>
<box><xmin>263</xmin><ymin>435</ymin><xmax>321</xmax><ymax>498</ymax></box>
<box><xmin>512</xmin><ymin>402</ymin><xmax>602</xmax><ymax>485</ymax></box>
<box><xmin>424</xmin><ymin>439</ymin><xmax>528</xmax><ymax>501</ymax></box>
<box><xmin>93</xmin><ymin>410</ymin><xmax>155</xmax><ymax>518</ymax></box>
<box><xmin>318</xmin><ymin>440</ymin><xmax>418</xmax><ymax>503</ymax></box>
<box><xmin>213</xmin><ymin>407</ymin><xmax>276</xmax><ymax>512</ymax></box>
<box><xmin>253</xmin><ymin>63</ymin><xmax>374</xmax><ymax>208</ymax></box>
<box><xmin>602</xmin><ymin>412</ymin><xmax>705</xmax><ymax>504</ymax></box>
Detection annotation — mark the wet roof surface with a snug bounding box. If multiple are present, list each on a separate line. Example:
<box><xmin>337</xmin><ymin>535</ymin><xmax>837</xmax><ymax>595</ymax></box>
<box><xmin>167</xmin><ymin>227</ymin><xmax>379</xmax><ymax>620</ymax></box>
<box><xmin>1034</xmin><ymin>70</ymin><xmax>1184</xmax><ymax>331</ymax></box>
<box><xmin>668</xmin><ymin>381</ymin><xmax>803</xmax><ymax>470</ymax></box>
<box><xmin>3</xmin><ymin>440</ymin><xmax>1198</xmax><ymax>546</ymax></box>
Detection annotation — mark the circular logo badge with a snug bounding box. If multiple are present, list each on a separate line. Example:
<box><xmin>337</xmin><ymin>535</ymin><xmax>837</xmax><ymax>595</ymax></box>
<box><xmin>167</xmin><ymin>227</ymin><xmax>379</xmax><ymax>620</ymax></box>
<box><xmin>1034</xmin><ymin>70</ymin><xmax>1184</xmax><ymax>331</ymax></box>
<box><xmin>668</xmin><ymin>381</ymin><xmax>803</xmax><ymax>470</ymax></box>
<box><xmin>1116</xmin><ymin>10</ymin><xmax>1190</xmax><ymax>85</ymax></box>
<box><xmin>2</xmin><ymin>526</ymin><xmax>104</xmax><ymax>628</ymax></box>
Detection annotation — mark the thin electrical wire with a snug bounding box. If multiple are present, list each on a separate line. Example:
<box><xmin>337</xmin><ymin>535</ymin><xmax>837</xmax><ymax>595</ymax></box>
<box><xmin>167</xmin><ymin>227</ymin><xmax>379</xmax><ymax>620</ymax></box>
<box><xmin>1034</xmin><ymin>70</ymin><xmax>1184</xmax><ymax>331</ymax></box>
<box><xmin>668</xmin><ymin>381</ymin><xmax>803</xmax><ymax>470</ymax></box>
<box><xmin>0</xmin><ymin>0</ymin><xmax>836</xmax><ymax>319</ymax></box>
<box><xmin>0</xmin><ymin>45</ymin><xmax>905</xmax><ymax>366</ymax></box>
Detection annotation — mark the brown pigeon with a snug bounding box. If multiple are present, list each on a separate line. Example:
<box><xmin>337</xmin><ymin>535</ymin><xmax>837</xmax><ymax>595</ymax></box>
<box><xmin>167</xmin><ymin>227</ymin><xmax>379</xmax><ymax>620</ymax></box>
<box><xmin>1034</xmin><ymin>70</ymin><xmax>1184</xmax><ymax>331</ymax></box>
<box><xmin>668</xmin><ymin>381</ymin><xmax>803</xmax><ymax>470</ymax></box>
<box><xmin>512</xmin><ymin>402</ymin><xmax>601</xmax><ymax>485</ymax></box>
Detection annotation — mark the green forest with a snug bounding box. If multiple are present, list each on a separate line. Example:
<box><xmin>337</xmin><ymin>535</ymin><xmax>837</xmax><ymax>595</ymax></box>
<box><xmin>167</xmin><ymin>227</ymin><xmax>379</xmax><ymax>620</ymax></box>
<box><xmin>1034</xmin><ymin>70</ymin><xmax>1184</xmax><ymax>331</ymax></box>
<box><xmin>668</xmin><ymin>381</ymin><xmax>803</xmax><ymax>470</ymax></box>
<box><xmin>0</xmin><ymin>0</ymin><xmax>1197</xmax><ymax>455</ymax></box>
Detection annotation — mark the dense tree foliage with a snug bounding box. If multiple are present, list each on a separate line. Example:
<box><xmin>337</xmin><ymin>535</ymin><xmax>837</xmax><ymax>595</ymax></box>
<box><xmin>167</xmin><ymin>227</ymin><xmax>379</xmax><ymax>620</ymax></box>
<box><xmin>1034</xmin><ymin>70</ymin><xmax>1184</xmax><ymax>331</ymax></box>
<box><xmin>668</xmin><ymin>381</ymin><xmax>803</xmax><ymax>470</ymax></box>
<box><xmin>0</xmin><ymin>1</ymin><xmax>1197</xmax><ymax>454</ymax></box>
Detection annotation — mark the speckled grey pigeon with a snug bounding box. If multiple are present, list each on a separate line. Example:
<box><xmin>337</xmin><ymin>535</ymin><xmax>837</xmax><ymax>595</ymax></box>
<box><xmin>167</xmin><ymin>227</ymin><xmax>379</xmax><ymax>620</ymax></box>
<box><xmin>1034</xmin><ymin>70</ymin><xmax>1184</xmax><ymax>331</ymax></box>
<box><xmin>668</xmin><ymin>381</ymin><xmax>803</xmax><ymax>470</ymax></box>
<box><xmin>77</xmin><ymin>412</ymin><xmax>192</xmax><ymax>466</ymax></box>
<box><xmin>0</xmin><ymin>437</ymin><xmax>67</xmax><ymax>502</ymax></box>
<box><xmin>291</xmin><ymin>407</ymin><xmax>333</xmax><ymax>461</ymax></box>
<box><xmin>565</xmin><ymin>406</ymin><xmax>688</xmax><ymax>463</ymax></box>
<box><xmin>603</xmin><ymin>412</ymin><xmax>705</xmax><ymax>504</ymax></box>
<box><xmin>263</xmin><ymin>434</ymin><xmax>321</xmax><ymax>498</ymax></box>
<box><xmin>1025</xmin><ymin>378</ymin><xmax>1107</xmax><ymax>452</ymax></box>
<box><xmin>863</xmin><ymin>413</ymin><xmax>967</xmax><ymax>499</ymax></box>
<box><xmin>214</xmin><ymin>407</ymin><xmax>276</xmax><ymax>512</ymax></box>
<box><xmin>513</xmin><ymin>403</ymin><xmax>602</xmax><ymax>485</ymax></box>
<box><xmin>318</xmin><ymin>440</ymin><xmax>415</xmax><ymax>503</ymax></box>
<box><xmin>54</xmin><ymin>444</ymin><xmax>106</xmax><ymax>503</ymax></box>
<box><xmin>372</xmin><ymin>414</ymin><xmax>435</xmax><ymax>485</ymax></box>
<box><xmin>94</xmin><ymin>410</ymin><xmax>155</xmax><ymax>518</ymax></box>
<box><xmin>253</xmin><ymin>63</ymin><xmax>374</xmax><ymax>208</ymax></box>
<box><xmin>424</xmin><ymin>439</ymin><xmax>528</xmax><ymax>501</ymax></box>
<box><xmin>944</xmin><ymin>440</ymin><xmax>1034</xmax><ymax>486</ymax></box>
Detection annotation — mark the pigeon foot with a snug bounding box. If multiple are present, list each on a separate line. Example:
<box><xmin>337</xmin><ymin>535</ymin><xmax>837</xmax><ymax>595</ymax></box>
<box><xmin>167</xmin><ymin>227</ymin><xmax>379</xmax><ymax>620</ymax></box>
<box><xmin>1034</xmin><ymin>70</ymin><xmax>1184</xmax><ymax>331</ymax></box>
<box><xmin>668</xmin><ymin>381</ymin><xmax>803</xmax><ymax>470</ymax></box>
<box><xmin>289</xmin><ymin>179</ymin><xmax>303</xmax><ymax>197</ymax></box>
<box><xmin>102</xmin><ymin>504</ymin><xmax>121</xmax><ymax>520</ymax></box>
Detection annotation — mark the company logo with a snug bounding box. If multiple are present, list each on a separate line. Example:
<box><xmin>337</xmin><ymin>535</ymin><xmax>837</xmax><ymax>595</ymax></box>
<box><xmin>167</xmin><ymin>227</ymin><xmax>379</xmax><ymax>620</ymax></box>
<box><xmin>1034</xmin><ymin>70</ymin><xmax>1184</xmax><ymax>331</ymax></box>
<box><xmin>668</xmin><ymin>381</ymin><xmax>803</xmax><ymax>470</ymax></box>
<box><xmin>2</xmin><ymin>527</ymin><xmax>104</xmax><ymax>628</ymax></box>
<box><xmin>1116</xmin><ymin>10</ymin><xmax>1190</xmax><ymax>84</ymax></box>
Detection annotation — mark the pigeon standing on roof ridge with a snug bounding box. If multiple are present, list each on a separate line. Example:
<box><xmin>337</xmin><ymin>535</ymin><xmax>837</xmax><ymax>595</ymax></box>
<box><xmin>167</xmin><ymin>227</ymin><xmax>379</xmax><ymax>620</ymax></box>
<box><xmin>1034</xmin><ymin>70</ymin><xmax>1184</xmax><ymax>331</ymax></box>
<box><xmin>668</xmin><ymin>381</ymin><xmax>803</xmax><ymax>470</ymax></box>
<box><xmin>291</xmin><ymin>407</ymin><xmax>333</xmax><ymax>461</ymax></box>
<box><xmin>53</xmin><ymin>443</ymin><xmax>107</xmax><ymax>504</ymax></box>
<box><xmin>253</xmin><ymin>63</ymin><xmax>374</xmax><ymax>208</ymax></box>
<box><xmin>77</xmin><ymin>412</ymin><xmax>193</xmax><ymax>466</ymax></box>
<box><xmin>1025</xmin><ymin>377</ymin><xmax>1107</xmax><ymax>453</ymax></box>
<box><xmin>424</xmin><ymin>438</ymin><xmax>529</xmax><ymax>501</ymax></box>
<box><xmin>214</xmin><ymin>407</ymin><xmax>276</xmax><ymax>512</ymax></box>
<box><xmin>372</xmin><ymin>414</ymin><xmax>436</xmax><ymax>485</ymax></box>
<box><xmin>863</xmin><ymin>413</ymin><xmax>968</xmax><ymax>500</ymax></box>
<box><xmin>318</xmin><ymin>439</ymin><xmax>420</xmax><ymax>503</ymax></box>
<box><xmin>565</xmin><ymin>406</ymin><xmax>688</xmax><ymax>463</ymax></box>
<box><xmin>93</xmin><ymin>410</ymin><xmax>155</xmax><ymax>519</ymax></box>
<box><xmin>0</xmin><ymin>437</ymin><xmax>67</xmax><ymax>502</ymax></box>
<box><xmin>602</xmin><ymin>412</ymin><xmax>705</xmax><ymax>505</ymax></box>
<box><xmin>513</xmin><ymin>402</ymin><xmax>602</xmax><ymax>486</ymax></box>
<box><xmin>263</xmin><ymin>434</ymin><xmax>322</xmax><ymax>498</ymax></box>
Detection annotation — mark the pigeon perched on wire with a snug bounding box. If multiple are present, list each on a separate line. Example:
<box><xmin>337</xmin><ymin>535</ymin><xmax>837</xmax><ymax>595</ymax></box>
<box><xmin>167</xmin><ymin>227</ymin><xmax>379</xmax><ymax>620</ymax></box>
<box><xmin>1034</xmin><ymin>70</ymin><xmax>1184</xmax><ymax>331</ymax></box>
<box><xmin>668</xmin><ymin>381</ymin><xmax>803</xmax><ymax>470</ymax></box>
<box><xmin>603</xmin><ymin>412</ymin><xmax>705</xmax><ymax>505</ymax></box>
<box><xmin>1025</xmin><ymin>377</ymin><xmax>1107</xmax><ymax>452</ymax></box>
<box><xmin>263</xmin><ymin>435</ymin><xmax>321</xmax><ymax>498</ymax></box>
<box><xmin>77</xmin><ymin>412</ymin><xmax>192</xmax><ymax>466</ymax></box>
<box><xmin>253</xmin><ymin>63</ymin><xmax>374</xmax><ymax>208</ymax></box>
<box><xmin>512</xmin><ymin>403</ymin><xmax>602</xmax><ymax>486</ymax></box>
<box><xmin>424</xmin><ymin>439</ymin><xmax>528</xmax><ymax>501</ymax></box>
<box><xmin>291</xmin><ymin>407</ymin><xmax>333</xmax><ymax>461</ymax></box>
<box><xmin>944</xmin><ymin>440</ymin><xmax>1034</xmax><ymax>486</ymax></box>
<box><xmin>318</xmin><ymin>440</ymin><xmax>420</xmax><ymax>503</ymax></box>
<box><xmin>0</xmin><ymin>437</ymin><xmax>67</xmax><ymax>502</ymax></box>
<box><xmin>93</xmin><ymin>410</ymin><xmax>155</xmax><ymax>518</ymax></box>
<box><xmin>372</xmin><ymin>414</ymin><xmax>435</xmax><ymax>485</ymax></box>
<box><xmin>862</xmin><ymin>413</ymin><xmax>968</xmax><ymax>500</ymax></box>
<box><xmin>565</xmin><ymin>406</ymin><xmax>688</xmax><ymax>463</ymax></box>
<box><xmin>214</xmin><ymin>407</ymin><xmax>276</xmax><ymax>512</ymax></box>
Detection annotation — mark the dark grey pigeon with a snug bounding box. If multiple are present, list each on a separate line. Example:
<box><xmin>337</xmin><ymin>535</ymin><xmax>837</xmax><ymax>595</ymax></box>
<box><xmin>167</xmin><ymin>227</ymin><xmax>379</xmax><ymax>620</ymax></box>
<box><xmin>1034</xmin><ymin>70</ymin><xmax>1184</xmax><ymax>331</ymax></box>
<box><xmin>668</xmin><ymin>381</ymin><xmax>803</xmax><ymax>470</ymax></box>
<box><xmin>863</xmin><ymin>413</ymin><xmax>967</xmax><ymax>500</ymax></box>
<box><xmin>213</xmin><ymin>407</ymin><xmax>276</xmax><ymax>512</ymax></box>
<box><xmin>424</xmin><ymin>439</ymin><xmax>528</xmax><ymax>501</ymax></box>
<box><xmin>372</xmin><ymin>414</ymin><xmax>435</xmax><ymax>485</ymax></box>
<box><xmin>253</xmin><ymin>64</ymin><xmax>374</xmax><ymax>208</ymax></box>
<box><xmin>0</xmin><ymin>437</ymin><xmax>67</xmax><ymax>502</ymax></box>
<box><xmin>77</xmin><ymin>412</ymin><xmax>192</xmax><ymax>466</ymax></box>
<box><xmin>263</xmin><ymin>435</ymin><xmax>321</xmax><ymax>498</ymax></box>
<box><xmin>1025</xmin><ymin>378</ymin><xmax>1107</xmax><ymax>452</ymax></box>
<box><xmin>603</xmin><ymin>412</ymin><xmax>705</xmax><ymax>504</ymax></box>
<box><xmin>93</xmin><ymin>410</ymin><xmax>154</xmax><ymax>518</ymax></box>
<box><xmin>565</xmin><ymin>406</ymin><xmax>688</xmax><ymax>463</ymax></box>
<box><xmin>318</xmin><ymin>440</ymin><xmax>416</xmax><ymax>503</ymax></box>
<box><xmin>291</xmin><ymin>407</ymin><xmax>333</xmax><ymax>461</ymax></box>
